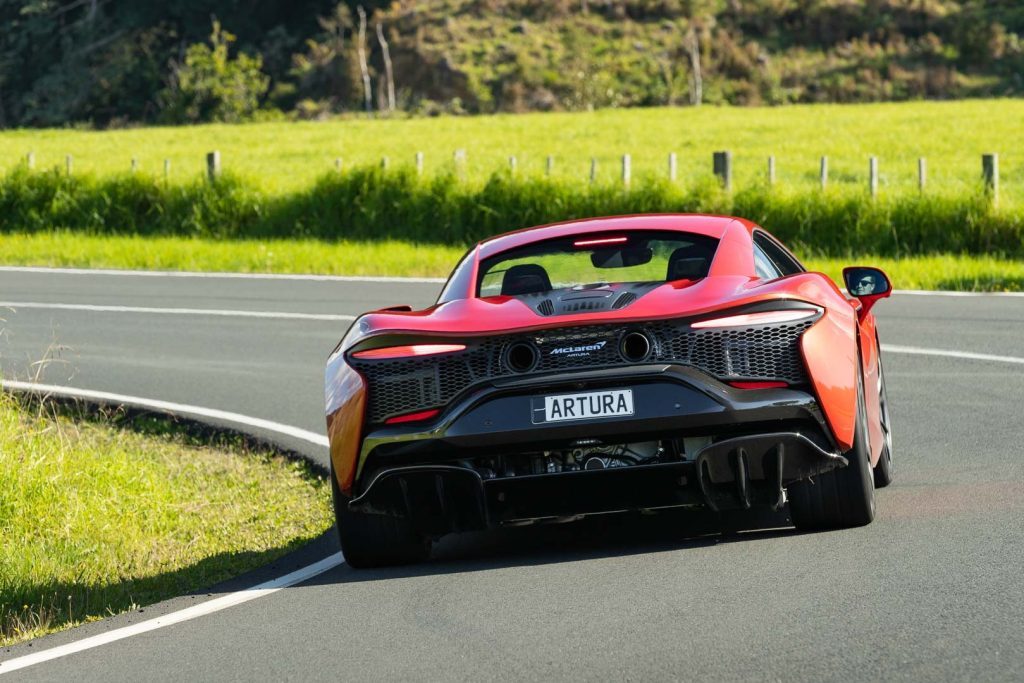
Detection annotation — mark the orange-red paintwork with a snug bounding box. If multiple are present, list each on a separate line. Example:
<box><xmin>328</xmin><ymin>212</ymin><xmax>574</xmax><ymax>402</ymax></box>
<box><xmin>801</xmin><ymin>306</ymin><xmax>858</xmax><ymax>451</ymax></box>
<box><xmin>326</xmin><ymin>214</ymin><xmax>889</xmax><ymax>493</ymax></box>
<box><xmin>325</xmin><ymin>351</ymin><xmax>366</xmax><ymax>494</ymax></box>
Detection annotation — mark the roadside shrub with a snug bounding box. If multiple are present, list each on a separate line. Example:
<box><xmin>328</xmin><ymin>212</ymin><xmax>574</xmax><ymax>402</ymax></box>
<box><xmin>1</xmin><ymin>165</ymin><xmax>1020</xmax><ymax>257</ymax></box>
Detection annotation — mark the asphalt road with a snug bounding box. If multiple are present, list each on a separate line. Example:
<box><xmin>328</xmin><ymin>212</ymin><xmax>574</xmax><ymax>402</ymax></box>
<box><xmin>1</xmin><ymin>267</ymin><xmax>1023</xmax><ymax>681</ymax></box>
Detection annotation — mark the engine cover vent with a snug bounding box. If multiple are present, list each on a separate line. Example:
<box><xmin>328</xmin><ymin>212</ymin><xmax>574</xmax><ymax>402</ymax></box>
<box><xmin>613</xmin><ymin>292</ymin><xmax>637</xmax><ymax>309</ymax></box>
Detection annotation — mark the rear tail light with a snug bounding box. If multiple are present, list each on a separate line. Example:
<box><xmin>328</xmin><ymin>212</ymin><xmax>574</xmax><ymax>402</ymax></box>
<box><xmin>691</xmin><ymin>309</ymin><xmax>820</xmax><ymax>329</ymax></box>
<box><xmin>384</xmin><ymin>408</ymin><xmax>441</xmax><ymax>425</ymax></box>
<box><xmin>351</xmin><ymin>344</ymin><xmax>466</xmax><ymax>360</ymax></box>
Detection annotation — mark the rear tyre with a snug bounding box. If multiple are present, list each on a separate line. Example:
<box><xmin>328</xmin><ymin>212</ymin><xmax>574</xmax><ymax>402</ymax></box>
<box><xmin>873</xmin><ymin>347</ymin><xmax>895</xmax><ymax>488</ymax></box>
<box><xmin>331</xmin><ymin>465</ymin><xmax>431</xmax><ymax>569</ymax></box>
<box><xmin>789</xmin><ymin>365</ymin><xmax>876</xmax><ymax>530</ymax></box>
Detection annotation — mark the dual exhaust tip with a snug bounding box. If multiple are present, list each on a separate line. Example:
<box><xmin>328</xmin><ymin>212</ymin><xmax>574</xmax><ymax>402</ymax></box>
<box><xmin>504</xmin><ymin>330</ymin><xmax>653</xmax><ymax>373</ymax></box>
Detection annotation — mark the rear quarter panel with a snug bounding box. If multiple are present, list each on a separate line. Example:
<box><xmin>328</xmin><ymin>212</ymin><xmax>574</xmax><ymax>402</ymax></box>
<box><xmin>325</xmin><ymin>350</ymin><xmax>367</xmax><ymax>495</ymax></box>
<box><xmin>791</xmin><ymin>273</ymin><xmax>860</xmax><ymax>452</ymax></box>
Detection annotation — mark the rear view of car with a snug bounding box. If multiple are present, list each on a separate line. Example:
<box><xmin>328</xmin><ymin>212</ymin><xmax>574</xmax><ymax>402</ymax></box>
<box><xmin>325</xmin><ymin>215</ymin><xmax>893</xmax><ymax>567</ymax></box>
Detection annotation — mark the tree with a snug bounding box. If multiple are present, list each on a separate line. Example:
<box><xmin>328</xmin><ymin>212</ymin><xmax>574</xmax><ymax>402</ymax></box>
<box><xmin>289</xmin><ymin>4</ymin><xmax>360</xmax><ymax>115</ymax></box>
<box><xmin>160</xmin><ymin>20</ymin><xmax>270</xmax><ymax>124</ymax></box>
<box><xmin>685</xmin><ymin>25</ymin><xmax>703</xmax><ymax>106</ymax></box>
<box><xmin>356</xmin><ymin>5</ymin><xmax>373</xmax><ymax>113</ymax></box>
<box><xmin>375</xmin><ymin>21</ymin><xmax>395</xmax><ymax>113</ymax></box>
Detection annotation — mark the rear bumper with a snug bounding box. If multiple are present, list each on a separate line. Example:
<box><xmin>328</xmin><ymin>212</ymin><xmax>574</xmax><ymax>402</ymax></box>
<box><xmin>350</xmin><ymin>432</ymin><xmax>845</xmax><ymax>532</ymax></box>
<box><xmin>345</xmin><ymin>364</ymin><xmax>844</xmax><ymax>531</ymax></box>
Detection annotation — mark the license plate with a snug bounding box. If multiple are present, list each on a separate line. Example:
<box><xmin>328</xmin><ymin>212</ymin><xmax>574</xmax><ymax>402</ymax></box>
<box><xmin>532</xmin><ymin>389</ymin><xmax>634</xmax><ymax>424</ymax></box>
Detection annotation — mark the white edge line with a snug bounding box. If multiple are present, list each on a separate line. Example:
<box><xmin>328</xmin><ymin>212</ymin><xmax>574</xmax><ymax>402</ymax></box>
<box><xmin>0</xmin><ymin>265</ymin><xmax>446</xmax><ymax>284</ymax></box>
<box><xmin>0</xmin><ymin>381</ymin><xmax>329</xmax><ymax>447</ymax></box>
<box><xmin>0</xmin><ymin>552</ymin><xmax>344</xmax><ymax>674</ymax></box>
<box><xmin>0</xmin><ymin>302</ymin><xmax>355</xmax><ymax>322</ymax></box>
<box><xmin>0</xmin><ymin>381</ymin><xmax>338</xmax><ymax>674</ymax></box>
<box><xmin>892</xmin><ymin>289</ymin><xmax>1024</xmax><ymax>298</ymax></box>
<box><xmin>882</xmin><ymin>344</ymin><xmax>1024</xmax><ymax>365</ymax></box>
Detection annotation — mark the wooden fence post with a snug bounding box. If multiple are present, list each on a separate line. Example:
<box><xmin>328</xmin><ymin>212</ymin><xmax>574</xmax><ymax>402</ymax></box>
<box><xmin>546</xmin><ymin>155</ymin><xmax>554</xmax><ymax>176</ymax></box>
<box><xmin>131</xmin><ymin>158</ymin><xmax>138</xmax><ymax>173</ymax></box>
<box><xmin>918</xmin><ymin>158</ymin><xmax>926</xmax><ymax>192</ymax></box>
<box><xmin>380</xmin><ymin>156</ymin><xmax>389</xmax><ymax>170</ymax></box>
<box><xmin>819</xmin><ymin>156</ymin><xmax>828</xmax><ymax>190</ymax></box>
<box><xmin>415</xmin><ymin>152</ymin><xmax>424</xmax><ymax>175</ymax></box>
<box><xmin>621</xmin><ymin>154</ymin><xmax>631</xmax><ymax>186</ymax></box>
<box><xmin>982</xmin><ymin>153</ymin><xmax>999</xmax><ymax>204</ymax></box>
<box><xmin>869</xmin><ymin>156</ymin><xmax>878</xmax><ymax>198</ymax></box>
<box><xmin>508</xmin><ymin>155</ymin><xmax>517</xmax><ymax>175</ymax></box>
<box><xmin>713</xmin><ymin>151</ymin><xmax>732</xmax><ymax>191</ymax></box>
<box><xmin>335</xmin><ymin>158</ymin><xmax>343</xmax><ymax>172</ymax></box>
<box><xmin>767</xmin><ymin>155</ymin><xmax>776</xmax><ymax>185</ymax></box>
<box><xmin>25</xmin><ymin>152</ymin><xmax>34</xmax><ymax>170</ymax></box>
<box><xmin>590</xmin><ymin>158</ymin><xmax>598</xmax><ymax>183</ymax></box>
<box><xmin>65</xmin><ymin>155</ymin><xmax>73</xmax><ymax>176</ymax></box>
<box><xmin>453</xmin><ymin>149</ymin><xmax>466</xmax><ymax>176</ymax></box>
<box><xmin>668</xmin><ymin>152</ymin><xmax>677</xmax><ymax>181</ymax></box>
<box><xmin>164</xmin><ymin>159</ymin><xmax>171</xmax><ymax>180</ymax></box>
<box><xmin>206</xmin><ymin>151</ymin><xmax>220</xmax><ymax>182</ymax></box>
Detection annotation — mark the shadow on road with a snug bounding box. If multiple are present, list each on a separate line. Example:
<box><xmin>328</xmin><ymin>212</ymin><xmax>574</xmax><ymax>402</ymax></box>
<box><xmin>305</xmin><ymin>506</ymin><xmax>799</xmax><ymax>585</ymax></box>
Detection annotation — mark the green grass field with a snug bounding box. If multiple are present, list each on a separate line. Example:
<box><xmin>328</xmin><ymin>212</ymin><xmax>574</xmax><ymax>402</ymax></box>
<box><xmin>0</xmin><ymin>393</ymin><xmax>332</xmax><ymax>646</ymax></box>
<box><xmin>2</xmin><ymin>100</ymin><xmax>1022</xmax><ymax>197</ymax></box>
<box><xmin>1</xmin><ymin>100</ymin><xmax>1022</xmax><ymax>285</ymax></box>
<box><xmin>2</xmin><ymin>232</ymin><xmax>1022</xmax><ymax>291</ymax></box>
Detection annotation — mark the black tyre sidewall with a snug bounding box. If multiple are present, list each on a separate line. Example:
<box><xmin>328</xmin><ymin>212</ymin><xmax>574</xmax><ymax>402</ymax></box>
<box><xmin>330</xmin><ymin>463</ymin><xmax>430</xmax><ymax>568</ymax></box>
<box><xmin>789</xmin><ymin>360</ymin><xmax>876</xmax><ymax>529</ymax></box>
<box><xmin>873</xmin><ymin>342</ymin><xmax>895</xmax><ymax>488</ymax></box>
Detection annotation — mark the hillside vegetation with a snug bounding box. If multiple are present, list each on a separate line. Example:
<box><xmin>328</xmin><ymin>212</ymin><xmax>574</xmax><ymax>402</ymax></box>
<box><xmin>1</xmin><ymin>1</ymin><xmax>1022</xmax><ymax>127</ymax></box>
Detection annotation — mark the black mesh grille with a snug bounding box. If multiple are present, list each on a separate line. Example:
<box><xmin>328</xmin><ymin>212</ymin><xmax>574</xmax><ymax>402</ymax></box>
<box><xmin>350</xmin><ymin>316</ymin><xmax>816</xmax><ymax>423</ymax></box>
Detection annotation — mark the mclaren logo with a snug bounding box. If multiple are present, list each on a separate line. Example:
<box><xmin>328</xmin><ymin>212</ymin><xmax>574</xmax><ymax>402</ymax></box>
<box><xmin>549</xmin><ymin>341</ymin><xmax>607</xmax><ymax>358</ymax></box>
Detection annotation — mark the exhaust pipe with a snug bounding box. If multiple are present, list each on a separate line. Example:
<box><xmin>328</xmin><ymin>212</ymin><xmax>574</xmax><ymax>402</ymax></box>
<box><xmin>505</xmin><ymin>341</ymin><xmax>539</xmax><ymax>373</ymax></box>
<box><xmin>619</xmin><ymin>331</ymin><xmax>652</xmax><ymax>362</ymax></box>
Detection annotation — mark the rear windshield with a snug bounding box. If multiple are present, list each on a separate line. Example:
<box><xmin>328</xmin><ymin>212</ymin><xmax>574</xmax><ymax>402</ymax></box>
<box><xmin>477</xmin><ymin>231</ymin><xmax>718</xmax><ymax>297</ymax></box>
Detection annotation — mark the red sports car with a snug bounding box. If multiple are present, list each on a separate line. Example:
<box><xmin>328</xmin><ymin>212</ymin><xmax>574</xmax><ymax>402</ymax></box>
<box><xmin>325</xmin><ymin>214</ymin><xmax>894</xmax><ymax>567</ymax></box>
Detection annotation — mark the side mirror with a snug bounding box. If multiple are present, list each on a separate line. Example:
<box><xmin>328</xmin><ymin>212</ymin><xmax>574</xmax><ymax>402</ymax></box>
<box><xmin>842</xmin><ymin>266</ymin><xmax>891</xmax><ymax>318</ymax></box>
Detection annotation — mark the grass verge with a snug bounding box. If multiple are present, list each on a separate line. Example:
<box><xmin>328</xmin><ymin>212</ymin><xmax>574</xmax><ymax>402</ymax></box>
<box><xmin>0</xmin><ymin>231</ymin><xmax>463</xmax><ymax>278</ymax></box>
<box><xmin>0</xmin><ymin>392</ymin><xmax>332</xmax><ymax>647</ymax></box>
<box><xmin>1</xmin><ymin>231</ymin><xmax>1021</xmax><ymax>292</ymax></box>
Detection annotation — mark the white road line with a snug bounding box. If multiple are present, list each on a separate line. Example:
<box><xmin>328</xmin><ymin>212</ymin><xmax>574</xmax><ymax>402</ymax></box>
<box><xmin>0</xmin><ymin>381</ymin><xmax>339</xmax><ymax>674</ymax></box>
<box><xmin>883</xmin><ymin>344</ymin><xmax>1024</xmax><ymax>365</ymax></box>
<box><xmin>0</xmin><ymin>265</ymin><xmax>445</xmax><ymax>284</ymax></box>
<box><xmin>892</xmin><ymin>289</ymin><xmax>1024</xmax><ymax>298</ymax></box>
<box><xmin>0</xmin><ymin>301</ymin><xmax>355</xmax><ymax>322</ymax></box>
<box><xmin>0</xmin><ymin>552</ymin><xmax>345</xmax><ymax>675</ymax></box>
<box><xmin>0</xmin><ymin>381</ymin><xmax>329</xmax><ymax>447</ymax></box>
